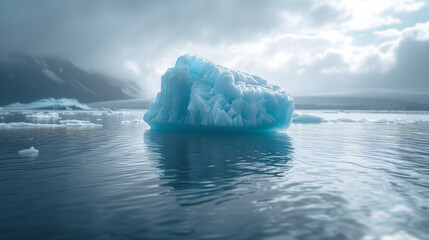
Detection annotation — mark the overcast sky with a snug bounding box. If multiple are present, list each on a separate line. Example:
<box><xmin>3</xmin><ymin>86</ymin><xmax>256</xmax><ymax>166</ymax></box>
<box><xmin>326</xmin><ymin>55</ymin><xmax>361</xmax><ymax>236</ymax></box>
<box><xmin>1</xmin><ymin>0</ymin><xmax>429</xmax><ymax>95</ymax></box>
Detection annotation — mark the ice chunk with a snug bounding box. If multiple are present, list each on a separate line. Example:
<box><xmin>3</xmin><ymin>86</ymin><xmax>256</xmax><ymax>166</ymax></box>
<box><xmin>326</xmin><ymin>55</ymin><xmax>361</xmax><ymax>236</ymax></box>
<box><xmin>61</xmin><ymin>111</ymin><xmax>76</xmax><ymax>116</ymax></box>
<box><xmin>25</xmin><ymin>112</ymin><xmax>61</xmax><ymax>121</ymax></box>
<box><xmin>144</xmin><ymin>54</ymin><xmax>294</xmax><ymax>131</ymax></box>
<box><xmin>292</xmin><ymin>113</ymin><xmax>327</xmax><ymax>124</ymax></box>
<box><xmin>105</xmin><ymin>111</ymin><xmax>127</xmax><ymax>116</ymax></box>
<box><xmin>0</xmin><ymin>122</ymin><xmax>65</xmax><ymax>129</ymax></box>
<box><xmin>19</xmin><ymin>146</ymin><xmax>39</xmax><ymax>157</ymax></box>
<box><xmin>59</xmin><ymin>119</ymin><xmax>102</xmax><ymax>128</ymax></box>
<box><xmin>331</xmin><ymin>118</ymin><xmax>357</xmax><ymax>123</ymax></box>
<box><xmin>121</xmin><ymin>119</ymin><xmax>144</xmax><ymax>125</ymax></box>
<box><xmin>0</xmin><ymin>121</ymin><xmax>102</xmax><ymax>129</ymax></box>
<box><xmin>3</xmin><ymin>98</ymin><xmax>90</xmax><ymax>110</ymax></box>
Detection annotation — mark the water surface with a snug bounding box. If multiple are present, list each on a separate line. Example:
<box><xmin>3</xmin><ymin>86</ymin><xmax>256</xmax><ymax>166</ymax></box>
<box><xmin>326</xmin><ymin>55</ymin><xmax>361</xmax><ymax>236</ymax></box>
<box><xmin>1</xmin><ymin>110</ymin><xmax>429</xmax><ymax>239</ymax></box>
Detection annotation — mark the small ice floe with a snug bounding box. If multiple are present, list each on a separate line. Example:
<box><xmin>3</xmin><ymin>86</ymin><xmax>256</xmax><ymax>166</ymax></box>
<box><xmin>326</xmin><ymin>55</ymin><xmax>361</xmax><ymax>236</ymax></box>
<box><xmin>61</xmin><ymin>111</ymin><xmax>76</xmax><ymax>116</ymax></box>
<box><xmin>25</xmin><ymin>112</ymin><xmax>60</xmax><ymax>121</ymax></box>
<box><xmin>59</xmin><ymin>119</ymin><xmax>102</xmax><ymax>128</ymax></box>
<box><xmin>19</xmin><ymin>146</ymin><xmax>39</xmax><ymax>157</ymax></box>
<box><xmin>0</xmin><ymin>122</ymin><xmax>65</xmax><ymax>129</ymax></box>
<box><xmin>0</xmin><ymin>120</ymin><xmax>102</xmax><ymax>129</ymax></box>
<box><xmin>121</xmin><ymin>119</ymin><xmax>144</xmax><ymax>125</ymax></box>
<box><xmin>106</xmin><ymin>111</ymin><xmax>126</xmax><ymax>116</ymax></box>
<box><xmin>323</xmin><ymin>111</ymin><xmax>339</xmax><ymax>114</ymax></box>
<box><xmin>292</xmin><ymin>113</ymin><xmax>327</xmax><ymax>124</ymax></box>
<box><xmin>331</xmin><ymin>118</ymin><xmax>357</xmax><ymax>123</ymax></box>
<box><xmin>372</xmin><ymin>119</ymin><xmax>395</xmax><ymax>124</ymax></box>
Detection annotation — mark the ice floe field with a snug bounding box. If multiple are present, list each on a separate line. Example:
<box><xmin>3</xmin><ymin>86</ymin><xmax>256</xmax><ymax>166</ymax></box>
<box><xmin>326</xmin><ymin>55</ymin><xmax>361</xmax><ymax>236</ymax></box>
<box><xmin>1</xmin><ymin>107</ymin><xmax>429</xmax><ymax>239</ymax></box>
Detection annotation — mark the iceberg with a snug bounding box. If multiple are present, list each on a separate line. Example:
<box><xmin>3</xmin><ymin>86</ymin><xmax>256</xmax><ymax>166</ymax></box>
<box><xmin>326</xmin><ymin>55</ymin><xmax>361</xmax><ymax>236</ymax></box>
<box><xmin>144</xmin><ymin>54</ymin><xmax>294</xmax><ymax>132</ymax></box>
<box><xmin>3</xmin><ymin>98</ymin><xmax>90</xmax><ymax>110</ymax></box>
<box><xmin>19</xmin><ymin>146</ymin><xmax>39</xmax><ymax>157</ymax></box>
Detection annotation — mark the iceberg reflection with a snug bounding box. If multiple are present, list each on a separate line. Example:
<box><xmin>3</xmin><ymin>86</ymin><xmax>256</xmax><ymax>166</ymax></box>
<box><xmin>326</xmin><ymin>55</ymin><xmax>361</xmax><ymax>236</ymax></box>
<box><xmin>144</xmin><ymin>131</ymin><xmax>294</xmax><ymax>193</ymax></box>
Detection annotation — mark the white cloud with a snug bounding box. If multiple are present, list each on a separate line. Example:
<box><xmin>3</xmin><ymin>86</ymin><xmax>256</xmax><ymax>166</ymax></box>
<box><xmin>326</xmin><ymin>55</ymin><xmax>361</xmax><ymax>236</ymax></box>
<box><xmin>325</xmin><ymin>0</ymin><xmax>425</xmax><ymax>30</ymax></box>
<box><xmin>394</xmin><ymin>0</ymin><xmax>426</xmax><ymax>12</ymax></box>
<box><xmin>374</xmin><ymin>29</ymin><xmax>402</xmax><ymax>38</ymax></box>
<box><xmin>124</xmin><ymin>60</ymin><xmax>141</xmax><ymax>75</ymax></box>
<box><xmin>203</xmin><ymin>19</ymin><xmax>429</xmax><ymax>93</ymax></box>
<box><xmin>400</xmin><ymin>21</ymin><xmax>429</xmax><ymax>40</ymax></box>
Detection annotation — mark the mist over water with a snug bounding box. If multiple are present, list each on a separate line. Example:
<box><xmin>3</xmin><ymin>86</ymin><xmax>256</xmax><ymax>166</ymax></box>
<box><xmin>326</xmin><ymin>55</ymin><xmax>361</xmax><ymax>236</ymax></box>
<box><xmin>1</xmin><ymin>110</ymin><xmax>429</xmax><ymax>239</ymax></box>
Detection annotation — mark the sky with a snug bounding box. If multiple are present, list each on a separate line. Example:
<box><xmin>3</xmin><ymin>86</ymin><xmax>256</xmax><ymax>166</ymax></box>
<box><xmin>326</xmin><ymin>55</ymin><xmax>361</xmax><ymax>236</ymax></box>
<box><xmin>1</xmin><ymin>0</ymin><xmax>429</xmax><ymax>95</ymax></box>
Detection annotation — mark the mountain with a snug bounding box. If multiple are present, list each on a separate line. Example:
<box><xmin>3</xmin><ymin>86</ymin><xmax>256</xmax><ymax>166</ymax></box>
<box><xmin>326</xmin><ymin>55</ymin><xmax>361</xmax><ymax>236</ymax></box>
<box><xmin>0</xmin><ymin>55</ymin><xmax>142</xmax><ymax>105</ymax></box>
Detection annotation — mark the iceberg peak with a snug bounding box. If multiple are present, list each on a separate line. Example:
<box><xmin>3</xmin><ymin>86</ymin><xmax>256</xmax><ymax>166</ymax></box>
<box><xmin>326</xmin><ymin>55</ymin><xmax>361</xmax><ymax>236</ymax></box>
<box><xmin>144</xmin><ymin>54</ymin><xmax>294</xmax><ymax>132</ymax></box>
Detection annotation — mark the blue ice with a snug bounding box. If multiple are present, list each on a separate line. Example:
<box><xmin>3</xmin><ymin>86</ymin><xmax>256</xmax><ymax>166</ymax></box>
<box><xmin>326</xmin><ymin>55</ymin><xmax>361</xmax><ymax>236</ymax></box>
<box><xmin>144</xmin><ymin>54</ymin><xmax>294</xmax><ymax>132</ymax></box>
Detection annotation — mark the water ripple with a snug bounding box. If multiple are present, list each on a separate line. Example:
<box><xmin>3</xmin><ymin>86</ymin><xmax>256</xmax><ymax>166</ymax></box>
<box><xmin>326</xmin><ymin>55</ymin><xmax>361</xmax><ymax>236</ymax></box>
<box><xmin>1</xmin><ymin>111</ymin><xmax>429</xmax><ymax>239</ymax></box>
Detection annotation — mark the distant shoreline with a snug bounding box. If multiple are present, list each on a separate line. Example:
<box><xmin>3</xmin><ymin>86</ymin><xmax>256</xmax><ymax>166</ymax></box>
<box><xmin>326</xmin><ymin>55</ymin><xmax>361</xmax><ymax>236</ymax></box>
<box><xmin>87</xmin><ymin>94</ymin><xmax>429</xmax><ymax>111</ymax></box>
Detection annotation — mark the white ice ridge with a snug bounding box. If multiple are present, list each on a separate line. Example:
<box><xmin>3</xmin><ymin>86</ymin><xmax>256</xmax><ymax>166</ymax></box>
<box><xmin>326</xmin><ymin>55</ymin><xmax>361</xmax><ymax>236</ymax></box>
<box><xmin>0</xmin><ymin>122</ymin><xmax>65</xmax><ymax>129</ymax></box>
<box><xmin>0</xmin><ymin>120</ymin><xmax>102</xmax><ymax>129</ymax></box>
<box><xmin>291</xmin><ymin>112</ymin><xmax>429</xmax><ymax>124</ymax></box>
<box><xmin>3</xmin><ymin>98</ymin><xmax>90</xmax><ymax>110</ymax></box>
<box><xmin>19</xmin><ymin>146</ymin><xmax>39</xmax><ymax>157</ymax></box>
<box><xmin>59</xmin><ymin>120</ymin><xmax>102</xmax><ymax>128</ymax></box>
<box><xmin>144</xmin><ymin>54</ymin><xmax>295</xmax><ymax>131</ymax></box>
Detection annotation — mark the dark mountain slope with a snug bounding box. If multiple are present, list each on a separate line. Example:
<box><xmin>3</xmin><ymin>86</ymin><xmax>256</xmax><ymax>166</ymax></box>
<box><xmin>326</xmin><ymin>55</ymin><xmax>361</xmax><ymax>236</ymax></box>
<box><xmin>0</xmin><ymin>55</ymin><xmax>142</xmax><ymax>105</ymax></box>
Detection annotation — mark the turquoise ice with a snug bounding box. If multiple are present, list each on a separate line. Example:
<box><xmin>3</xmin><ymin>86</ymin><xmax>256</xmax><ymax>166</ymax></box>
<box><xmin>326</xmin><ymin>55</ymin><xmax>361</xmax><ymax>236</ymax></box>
<box><xmin>144</xmin><ymin>55</ymin><xmax>294</xmax><ymax>131</ymax></box>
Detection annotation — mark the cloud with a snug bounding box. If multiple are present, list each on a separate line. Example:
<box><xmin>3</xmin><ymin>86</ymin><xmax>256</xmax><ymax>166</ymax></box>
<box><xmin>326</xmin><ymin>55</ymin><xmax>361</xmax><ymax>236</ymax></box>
<box><xmin>0</xmin><ymin>0</ymin><xmax>428</xmax><ymax>94</ymax></box>
<box><xmin>124</xmin><ymin>60</ymin><xmax>141</xmax><ymax>75</ymax></box>
<box><xmin>383</xmin><ymin>21</ymin><xmax>429</xmax><ymax>90</ymax></box>
<box><xmin>307</xmin><ymin>3</ymin><xmax>348</xmax><ymax>27</ymax></box>
<box><xmin>0</xmin><ymin>0</ymin><xmax>316</xmax><ymax>79</ymax></box>
<box><xmin>374</xmin><ymin>29</ymin><xmax>402</xmax><ymax>38</ymax></box>
<box><xmin>394</xmin><ymin>0</ymin><xmax>426</xmax><ymax>12</ymax></box>
<box><xmin>220</xmin><ymin>19</ymin><xmax>429</xmax><ymax>93</ymax></box>
<box><xmin>337</xmin><ymin>0</ymin><xmax>424</xmax><ymax>30</ymax></box>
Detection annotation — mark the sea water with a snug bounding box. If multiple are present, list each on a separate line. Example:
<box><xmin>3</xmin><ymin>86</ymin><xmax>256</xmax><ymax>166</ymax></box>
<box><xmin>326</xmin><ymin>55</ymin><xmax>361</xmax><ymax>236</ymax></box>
<box><xmin>0</xmin><ymin>110</ymin><xmax>428</xmax><ymax>240</ymax></box>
